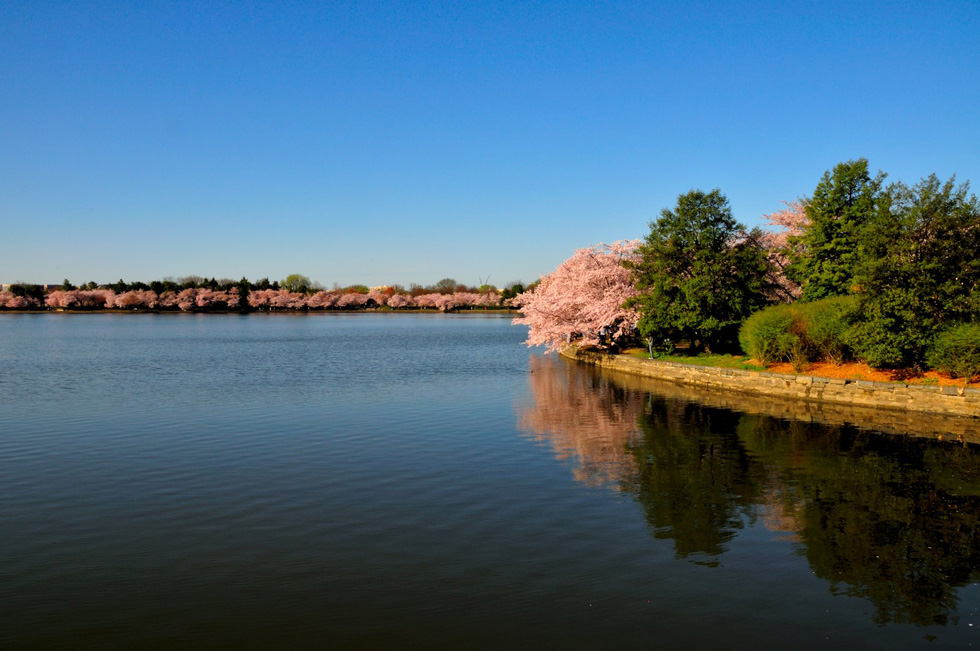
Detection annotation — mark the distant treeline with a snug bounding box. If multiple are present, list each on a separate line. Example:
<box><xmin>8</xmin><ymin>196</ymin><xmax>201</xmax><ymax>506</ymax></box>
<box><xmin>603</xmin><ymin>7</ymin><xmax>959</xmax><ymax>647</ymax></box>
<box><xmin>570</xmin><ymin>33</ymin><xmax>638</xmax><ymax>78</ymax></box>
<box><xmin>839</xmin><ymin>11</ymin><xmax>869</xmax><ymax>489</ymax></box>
<box><xmin>0</xmin><ymin>275</ymin><xmax>531</xmax><ymax>313</ymax></box>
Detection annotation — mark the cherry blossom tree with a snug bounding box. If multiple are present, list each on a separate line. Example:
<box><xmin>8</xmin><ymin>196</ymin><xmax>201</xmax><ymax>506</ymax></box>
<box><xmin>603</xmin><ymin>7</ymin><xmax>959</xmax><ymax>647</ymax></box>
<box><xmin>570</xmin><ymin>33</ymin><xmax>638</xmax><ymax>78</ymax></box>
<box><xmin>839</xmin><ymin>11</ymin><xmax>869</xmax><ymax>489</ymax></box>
<box><xmin>759</xmin><ymin>200</ymin><xmax>809</xmax><ymax>301</ymax></box>
<box><xmin>512</xmin><ymin>240</ymin><xmax>641</xmax><ymax>352</ymax></box>
<box><xmin>366</xmin><ymin>288</ymin><xmax>389</xmax><ymax>307</ymax></box>
<box><xmin>158</xmin><ymin>291</ymin><xmax>180</xmax><ymax>309</ymax></box>
<box><xmin>226</xmin><ymin>287</ymin><xmax>241</xmax><ymax>309</ymax></box>
<box><xmin>112</xmin><ymin>290</ymin><xmax>159</xmax><ymax>309</ymax></box>
<box><xmin>45</xmin><ymin>290</ymin><xmax>75</xmax><ymax>308</ymax></box>
<box><xmin>269</xmin><ymin>289</ymin><xmax>308</xmax><ymax>310</ymax></box>
<box><xmin>0</xmin><ymin>291</ymin><xmax>29</xmax><ymax>309</ymax></box>
<box><xmin>307</xmin><ymin>291</ymin><xmax>339</xmax><ymax>309</ymax></box>
<box><xmin>387</xmin><ymin>294</ymin><xmax>414</xmax><ymax>309</ymax></box>
<box><xmin>45</xmin><ymin>289</ymin><xmax>113</xmax><ymax>309</ymax></box>
<box><xmin>413</xmin><ymin>293</ymin><xmax>442</xmax><ymax>310</ymax></box>
<box><xmin>246</xmin><ymin>289</ymin><xmax>306</xmax><ymax>310</ymax></box>
<box><xmin>336</xmin><ymin>292</ymin><xmax>369</xmax><ymax>308</ymax></box>
<box><xmin>175</xmin><ymin>288</ymin><xmax>199</xmax><ymax>311</ymax></box>
<box><xmin>476</xmin><ymin>291</ymin><xmax>502</xmax><ymax>308</ymax></box>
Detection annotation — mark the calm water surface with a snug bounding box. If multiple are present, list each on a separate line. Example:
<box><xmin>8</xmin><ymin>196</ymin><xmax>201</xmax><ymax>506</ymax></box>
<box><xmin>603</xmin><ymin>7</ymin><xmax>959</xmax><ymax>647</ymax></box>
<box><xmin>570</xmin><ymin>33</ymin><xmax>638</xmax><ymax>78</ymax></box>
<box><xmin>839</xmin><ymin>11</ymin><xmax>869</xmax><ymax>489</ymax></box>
<box><xmin>1</xmin><ymin>313</ymin><xmax>979</xmax><ymax>649</ymax></box>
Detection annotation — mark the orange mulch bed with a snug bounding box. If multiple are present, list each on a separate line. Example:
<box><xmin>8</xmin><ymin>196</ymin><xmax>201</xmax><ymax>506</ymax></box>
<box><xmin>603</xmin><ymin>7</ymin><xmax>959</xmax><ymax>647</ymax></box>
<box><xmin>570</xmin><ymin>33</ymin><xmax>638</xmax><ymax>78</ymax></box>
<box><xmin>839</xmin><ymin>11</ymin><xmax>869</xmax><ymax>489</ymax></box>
<box><xmin>766</xmin><ymin>360</ymin><xmax>973</xmax><ymax>388</ymax></box>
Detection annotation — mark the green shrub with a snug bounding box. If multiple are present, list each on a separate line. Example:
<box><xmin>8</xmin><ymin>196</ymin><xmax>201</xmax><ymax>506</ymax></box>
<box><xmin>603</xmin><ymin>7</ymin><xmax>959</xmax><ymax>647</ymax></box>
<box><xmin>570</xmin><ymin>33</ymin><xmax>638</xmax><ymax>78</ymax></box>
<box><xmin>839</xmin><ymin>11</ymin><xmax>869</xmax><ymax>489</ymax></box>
<box><xmin>739</xmin><ymin>305</ymin><xmax>798</xmax><ymax>366</ymax></box>
<box><xmin>927</xmin><ymin>323</ymin><xmax>980</xmax><ymax>383</ymax></box>
<box><xmin>800</xmin><ymin>296</ymin><xmax>855</xmax><ymax>365</ymax></box>
<box><xmin>739</xmin><ymin>296</ymin><xmax>856</xmax><ymax>368</ymax></box>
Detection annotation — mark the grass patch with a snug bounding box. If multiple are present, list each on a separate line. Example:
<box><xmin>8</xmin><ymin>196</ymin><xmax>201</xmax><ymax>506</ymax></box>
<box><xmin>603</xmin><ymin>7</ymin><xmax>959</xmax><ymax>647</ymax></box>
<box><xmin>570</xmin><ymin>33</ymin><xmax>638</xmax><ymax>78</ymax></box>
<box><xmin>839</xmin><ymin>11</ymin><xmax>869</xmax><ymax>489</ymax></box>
<box><xmin>623</xmin><ymin>348</ymin><xmax>766</xmax><ymax>372</ymax></box>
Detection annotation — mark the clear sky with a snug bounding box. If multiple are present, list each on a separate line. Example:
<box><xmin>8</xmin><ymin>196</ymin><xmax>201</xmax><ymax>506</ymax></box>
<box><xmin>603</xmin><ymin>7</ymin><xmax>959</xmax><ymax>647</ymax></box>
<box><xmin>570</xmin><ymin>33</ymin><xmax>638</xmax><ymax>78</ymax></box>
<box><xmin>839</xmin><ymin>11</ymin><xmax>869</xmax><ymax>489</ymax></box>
<box><xmin>2</xmin><ymin>1</ymin><xmax>978</xmax><ymax>288</ymax></box>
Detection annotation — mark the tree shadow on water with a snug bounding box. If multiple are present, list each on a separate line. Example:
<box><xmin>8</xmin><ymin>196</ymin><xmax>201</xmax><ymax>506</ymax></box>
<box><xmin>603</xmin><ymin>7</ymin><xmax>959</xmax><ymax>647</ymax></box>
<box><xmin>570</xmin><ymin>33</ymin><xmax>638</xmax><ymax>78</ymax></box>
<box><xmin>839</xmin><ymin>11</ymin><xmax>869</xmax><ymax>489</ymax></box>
<box><xmin>518</xmin><ymin>355</ymin><xmax>980</xmax><ymax>626</ymax></box>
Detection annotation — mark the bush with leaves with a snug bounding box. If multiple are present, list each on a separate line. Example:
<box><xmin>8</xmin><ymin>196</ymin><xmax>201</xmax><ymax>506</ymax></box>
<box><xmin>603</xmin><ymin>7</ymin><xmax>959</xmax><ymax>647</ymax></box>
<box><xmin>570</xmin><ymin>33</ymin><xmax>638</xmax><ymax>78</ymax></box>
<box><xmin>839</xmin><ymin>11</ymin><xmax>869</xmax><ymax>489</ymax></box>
<box><xmin>927</xmin><ymin>324</ymin><xmax>980</xmax><ymax>384</ymax></box>
<box><xmin>802</xmin><ymin>296</ymin><xmax>855</xmax><ymax>365</ymax></box>
<box><xmin>739</xmin><ymin>305</ymin><xmax>798</xmax><ymax>366</ymax></box>
<box><xmin>739</xmin><ymin>296</ymin><xmax>855</xmax><ymax>368</ymax></box>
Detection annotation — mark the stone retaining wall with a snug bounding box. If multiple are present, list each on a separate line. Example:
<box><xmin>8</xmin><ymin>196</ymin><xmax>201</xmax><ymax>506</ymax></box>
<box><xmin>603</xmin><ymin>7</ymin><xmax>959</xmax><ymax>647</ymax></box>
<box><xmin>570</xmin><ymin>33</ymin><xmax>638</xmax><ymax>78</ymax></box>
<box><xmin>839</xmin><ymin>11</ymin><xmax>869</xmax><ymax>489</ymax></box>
<box><xmin>561</xmin><ymin>347</ymin><xmax>980</xmax><ymax>424</ymax></box>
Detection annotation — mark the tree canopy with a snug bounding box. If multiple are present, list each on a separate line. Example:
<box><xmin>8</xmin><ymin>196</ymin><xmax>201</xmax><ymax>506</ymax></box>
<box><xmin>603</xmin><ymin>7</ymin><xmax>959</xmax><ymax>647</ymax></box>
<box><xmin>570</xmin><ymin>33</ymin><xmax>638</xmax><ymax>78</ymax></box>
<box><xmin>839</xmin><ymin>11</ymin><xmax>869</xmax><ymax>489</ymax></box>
<box><xmin>848</xmin><ymin>174</ymin><xmax>980</xmax><ymax>368</ymax></box>
<box><xmin>512</xmin><ymin>240</ymin><xmax>640</xmax><ymax>353</ymax></box>
<box><xmin>787</xmin><ymin>159</ymin><xmax>885</xmax><ymax>301</ymax></box>
<box><xmin>628</xmin><ymin>189</ymin><xmax>774</xmax><ymax>353</ymax></box>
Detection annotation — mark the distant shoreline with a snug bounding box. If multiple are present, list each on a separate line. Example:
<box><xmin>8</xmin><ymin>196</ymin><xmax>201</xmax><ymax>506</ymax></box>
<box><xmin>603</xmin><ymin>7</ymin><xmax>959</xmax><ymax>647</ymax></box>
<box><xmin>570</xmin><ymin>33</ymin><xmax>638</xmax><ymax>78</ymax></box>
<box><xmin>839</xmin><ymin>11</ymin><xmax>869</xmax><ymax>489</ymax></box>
<box><xmin>0</xmin><ymin>308</ymin><xmax>519</xmax><ymax>315</ymax></box>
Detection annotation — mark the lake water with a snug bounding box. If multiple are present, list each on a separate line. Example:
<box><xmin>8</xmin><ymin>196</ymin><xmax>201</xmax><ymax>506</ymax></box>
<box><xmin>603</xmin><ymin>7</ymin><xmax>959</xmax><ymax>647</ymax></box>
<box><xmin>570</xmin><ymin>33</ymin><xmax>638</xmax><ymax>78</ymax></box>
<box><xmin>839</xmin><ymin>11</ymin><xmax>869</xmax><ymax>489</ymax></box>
<box><xmin>2</xmin><ymin>313</ymin><xmax>979</xmax><ymax>649</ymax></box>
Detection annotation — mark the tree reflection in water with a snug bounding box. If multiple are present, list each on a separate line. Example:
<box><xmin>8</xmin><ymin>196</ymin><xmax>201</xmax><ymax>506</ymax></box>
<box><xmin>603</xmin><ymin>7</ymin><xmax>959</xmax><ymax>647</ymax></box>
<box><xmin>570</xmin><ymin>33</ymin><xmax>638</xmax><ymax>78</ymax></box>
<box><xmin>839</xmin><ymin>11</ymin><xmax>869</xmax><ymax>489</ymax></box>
<box><xmin>519</xmin><ymin>355</ymin><xmax>645</xmax><ymax>488</ymax></box>
<box><xmin>519</xmin><ymin>355</ymin><xmax>980</xmax><ymax>626</ymax></box>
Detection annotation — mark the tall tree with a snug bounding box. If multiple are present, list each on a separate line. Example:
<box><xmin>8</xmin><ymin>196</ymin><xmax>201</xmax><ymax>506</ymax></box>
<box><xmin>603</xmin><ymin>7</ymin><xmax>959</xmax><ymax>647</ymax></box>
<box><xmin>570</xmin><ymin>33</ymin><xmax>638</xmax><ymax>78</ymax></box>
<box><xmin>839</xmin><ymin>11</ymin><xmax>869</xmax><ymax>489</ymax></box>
<box><xmin>788</xmin><ymin>159</ymin><xmax>885</xmax><ymax>301</ymax></box>
<box><xmin>849</xmin><ymin>174</ymin><xmax>980</xmax><ymax>368</ymax></box>
<box><xmin>628</xmin><ymin>189</ymin><xmax>773</xmax><ymax>353</ymax></box>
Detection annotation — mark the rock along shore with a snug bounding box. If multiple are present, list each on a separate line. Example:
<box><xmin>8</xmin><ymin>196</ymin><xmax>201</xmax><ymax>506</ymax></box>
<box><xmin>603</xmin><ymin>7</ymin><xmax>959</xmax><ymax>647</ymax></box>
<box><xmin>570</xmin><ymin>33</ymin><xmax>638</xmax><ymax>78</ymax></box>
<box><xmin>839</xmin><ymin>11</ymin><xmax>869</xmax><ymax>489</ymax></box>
<box><xmin>560</xmin><ymin>346</ymin><xmax>980</xmax><ymax>443</ymax></box>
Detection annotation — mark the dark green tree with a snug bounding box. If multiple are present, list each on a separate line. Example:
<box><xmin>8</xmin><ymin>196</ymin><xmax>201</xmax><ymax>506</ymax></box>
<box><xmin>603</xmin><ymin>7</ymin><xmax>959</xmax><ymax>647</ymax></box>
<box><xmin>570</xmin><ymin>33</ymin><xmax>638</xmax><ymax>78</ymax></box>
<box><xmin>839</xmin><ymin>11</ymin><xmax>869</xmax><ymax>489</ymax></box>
<box><xmin>10</xmin><ymin>283</ymin><xmax>45</xmax><ymax>304</ymax></box>
<box><xmin>236</xmin><ymin>277</ymin><xmax>251</xmax><ymax>313</ymax></box>
<box><xmin>628</xmin><ymin>189</ymin><xmax>774</xmax><ymax>353</ymax></box>
<box><xmin>788</xmin><ymin>159</ymin><xmax>885</xmax><ymax>301</ymax></box>
<box><xmin>61</xmin><ymin>279</ymin><xmax>75</xmax><ymax>291</ymax></box>
<box><xmin>849</xmin><ymin>174</ymin><xmax>980</xmax><ymax>368</ymax></box>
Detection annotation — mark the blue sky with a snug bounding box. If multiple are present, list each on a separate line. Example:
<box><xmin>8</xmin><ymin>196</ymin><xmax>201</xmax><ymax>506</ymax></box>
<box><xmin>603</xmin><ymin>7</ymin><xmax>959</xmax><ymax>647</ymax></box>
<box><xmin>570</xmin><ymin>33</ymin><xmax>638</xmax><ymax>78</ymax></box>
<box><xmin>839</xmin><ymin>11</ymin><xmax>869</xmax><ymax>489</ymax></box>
<box><xmin>2</xmin><ymin>1</ymin><xmax>978</xmax><ymax>288</ymax></box>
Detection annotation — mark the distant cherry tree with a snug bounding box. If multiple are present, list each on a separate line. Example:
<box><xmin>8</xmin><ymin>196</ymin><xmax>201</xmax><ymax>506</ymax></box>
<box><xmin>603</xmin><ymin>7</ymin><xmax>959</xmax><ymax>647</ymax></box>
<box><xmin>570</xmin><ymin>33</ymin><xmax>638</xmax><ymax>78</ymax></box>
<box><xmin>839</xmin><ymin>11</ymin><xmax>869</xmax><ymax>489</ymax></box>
<box><xmin>0</xmin><ymin>291</ymin><xmax>30</xmax><ymax>309</ymax></box>
<box><xmin>307</xmin><ymin>291</ymin><xmax>339</xmax><ymax>309</ymax></box>
<box><xmin>512</xmin><ymin>240</ymin><xmax>641</xmax><ymax>352</ymax></box>
<box><xmin>45</xmin><ymin>289</ymin><xmax>113</xmax><ymax>309</ymax></box>
<box><xmin>335</xmin><ymin>292</ymin><xmax>369</xmax><ymax>308</ymax></box>
<box><xmin>366</xmin><ymin>288</ymin><xmax>390</xmax><ymax>307</ymax></box>
<box><xmin>760</xmin><ymin>200</ymin><xmax>809</xmax><ymax>301</ymax></box>
<box><xmin>387</xmin><ymin>294</ymin><xmax>414</xmax><ymax>309</ymax></box>
<box><xmin>112</xmin><ymin>290</ymin><xmax>159</xmax><ymax>309</ymax></box>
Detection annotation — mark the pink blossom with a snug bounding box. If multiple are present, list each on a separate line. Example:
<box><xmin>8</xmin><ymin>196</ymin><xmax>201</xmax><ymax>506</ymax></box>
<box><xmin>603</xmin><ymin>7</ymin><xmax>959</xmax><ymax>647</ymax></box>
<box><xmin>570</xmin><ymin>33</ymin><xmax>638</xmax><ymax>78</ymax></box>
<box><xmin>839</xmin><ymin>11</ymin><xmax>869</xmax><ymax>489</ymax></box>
<box><xmin>113</xmin><ymin>290</ymin><xmax>159</xmax><ymax>309</ymax></box>
<box><xmin>174</xmin><ymin>288</ymin><xmax>198</xmax><ymax>311</ymax></box>
<box><xmin>270</xmin><ymin>289</ymin><xmax>307</xmax><ymax>309</ymax></box>
<box><xmin>386</xmin><ymin>294</ymin><xmax>414</xmax><ymax>309</ymax></box>
<box><xmin>476</xmin><ymin>291</ymin><xmax>501</xmax><ymax>307</ymax></box>
<box><xmin>413</xmin><ymin>293</ymin><xmax>442</xmax><ymax>309</ymax></box>
<box><xmin>0</xmin><ymin>292</ymin><xmax>29</xmax><ymax>309</ymax></box>
<box><xmin>366</xmin><ymin>289</ymin><xmax>389</xmax><ymax>306</ymax></box>
<box><xmin>249</xmin><ymin>289</ymin><xmax>307</xmax><ymax>310</ymax></box>
<box><xmin>512</xmin><ymin>240</ymin><xmax>641</xmax><ymax>352</ymax></box>
<box><xmin>760</xmin><ymin>200</ymin><xmax>809</xmax><ymax>301</ymax></box>
<box><xmin>336</xmin><ymin>292</ymin><xmax>369</xmax><ymax>308</ymax></box>
<box><xmin>45</xmin><ymin>290</ymin><xmax>72</xmax><ymax>308</ymax></box>
<box><xmin>47</xmin><ymin>289</ymin><xmax>113</xmax><ymax>308</ymax></box>
<box><xmin>307</xmin><ymin>291</ymin><xmax>339</xmax><ymax>309</ymax></box>
<box><xmin>158</xmin><ymin>291</ymin><xmax>180</xmax><ymax>308</ymax></box>
<box><xmin>247</xmin><ymin>289</ymin><xmax>271</xmax><ymax>309</ymax></box>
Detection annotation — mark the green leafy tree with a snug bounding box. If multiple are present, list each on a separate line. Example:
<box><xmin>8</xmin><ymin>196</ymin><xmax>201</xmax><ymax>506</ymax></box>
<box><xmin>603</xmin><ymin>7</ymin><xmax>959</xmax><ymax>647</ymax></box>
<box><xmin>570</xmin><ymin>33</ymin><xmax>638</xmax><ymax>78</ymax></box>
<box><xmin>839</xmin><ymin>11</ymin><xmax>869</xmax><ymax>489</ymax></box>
<box><xmin>788</xmin><ymin>159</ymin><xmax>885</xmax><ymax>301</ymax></box>
<box><xmin>849</xmin><ymin>175</ymin><xmax>980</xmax><ymax>368</ymax></box>
<box><xmin>434</xmin><ymin>278</ymin><xmax>458</xmax><ymax>294</ymax></box>
<box><xmin>281</xmin><ymin>273</ymin><xmax>312</xmax><ymax>293</ymax></box>
<box><xmin>236</xmin><ymin>277</ymin><xmax>251</xmax><ymax>313</ymax></box>
<box><xmin>628</xmin><ymin>189</ymin><xmax>774</xmax><ymax>353</ymax></box>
